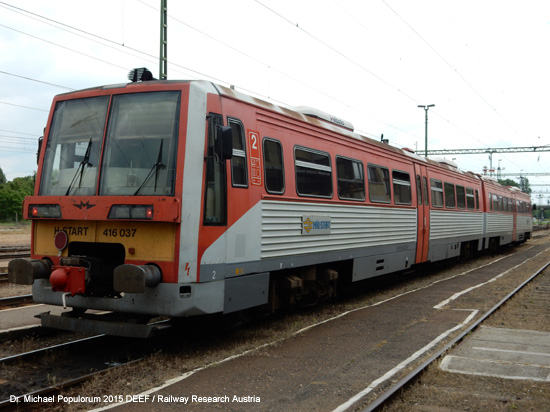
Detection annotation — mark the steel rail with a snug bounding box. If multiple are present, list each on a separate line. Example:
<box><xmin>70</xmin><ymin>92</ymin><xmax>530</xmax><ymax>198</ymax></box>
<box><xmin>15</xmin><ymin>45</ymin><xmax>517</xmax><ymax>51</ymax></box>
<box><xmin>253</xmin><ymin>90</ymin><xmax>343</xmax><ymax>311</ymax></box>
<box><xmin>0</xmin><ymin>252</ymin><xmax>30</xmax><ymax>260</ymax></box>
<box><xmin>359</xmin><ymin>260</ymin><xmax>550</xmax><ymax>412</ymax></box>
<box><xmin>0</xmin><ymin>294</ymin><xmax>33</xmax><ymax>308</ymax></box>
<box><xmin>0</xmin><ymin>357</ymin><xmax>145</xmax><ymax>409</ymax></box>
<box><xmin>0</xmin><ymin>334</ymin><xmax>105</xmax><ymax>365</ymax></box>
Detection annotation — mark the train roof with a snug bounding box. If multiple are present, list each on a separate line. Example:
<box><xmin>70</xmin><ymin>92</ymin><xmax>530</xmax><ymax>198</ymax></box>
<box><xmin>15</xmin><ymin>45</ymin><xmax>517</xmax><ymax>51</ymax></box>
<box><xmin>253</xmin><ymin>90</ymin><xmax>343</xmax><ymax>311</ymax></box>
<box><xmin>54</xmin><ymin>78</ymin><xmax>525</xmax><ymax>193</ymax></box>
<box><xmin>211</xmin><ymin>82</ymin><xmax>486</xmax><ymax>180</ymax></box>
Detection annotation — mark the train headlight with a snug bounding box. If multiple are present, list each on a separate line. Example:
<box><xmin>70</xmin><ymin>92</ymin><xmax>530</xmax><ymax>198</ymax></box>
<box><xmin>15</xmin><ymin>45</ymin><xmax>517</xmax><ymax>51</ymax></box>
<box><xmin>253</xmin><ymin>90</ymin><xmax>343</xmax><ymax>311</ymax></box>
<box><xmin>29</xmin><ymin>204</ymin><xmax>62</xmax><ymax>218</ymax></box>
<box><xmin>108</xmin><ymin>205</ymin><xmax>154</xmax><ymax>220</ymax></box>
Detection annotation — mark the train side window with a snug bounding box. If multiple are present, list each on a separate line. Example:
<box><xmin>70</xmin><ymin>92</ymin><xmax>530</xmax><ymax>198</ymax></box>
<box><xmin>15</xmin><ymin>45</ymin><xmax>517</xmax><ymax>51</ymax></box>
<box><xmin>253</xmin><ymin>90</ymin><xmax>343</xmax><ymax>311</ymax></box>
<box><xmin>416</xmin><ymin>175</ymin><xmax>422</xmax><ymax>205</ymax></box>
<box><xmin>263</xmin><ymin>138</ymin><xmax>284</xmax><ymax>194</ymax></box>
<box><xmin>295</xmin><ymin>146</ymin><xmax>332</xmax><ymax>197</ymax></box>
<box><xmin>430</xmin><ymin>178</ymin><xmax>443</xmax><ymax>207</ymax></box>
<box><xmin>368</xmin><ymin>164</ymin><xmax>391</xmax><ymax>203</ymax></box>
<box><xmin>203</xmin><ymin>113</ymin><xmax>227</xmax><ymax>225</ymax></box>
<box><xmin>444</xmin><ymin>182</ymin><xmax>456</xmax><ymax>208</ymax></box>
<box><xmin>475</xmin><ymin>189</ymin><xmax>480</xmax><ymax>210</ymax></box>
<box><xmin>336</xmin><ymin>156</ymin><xmax>365</xmax><ymax>201</ymax></box>
<box><xmin>392</xmin><ymin>170</ymin><xmax>411</xmax><ymax>205</ymax></box>
<box><xmin>466</xmin><ymin>187</ymin><xmax>475</xmax><ymax>209</ymax></box>
<box><xmin>228</xmin><ymin>118</ymin><xmax>247</xmax><ymax>188</ymax></box>
<box><xmin>492</xmin><ymin>194</ymin><xmax>499</xmax><ymax>211</ymax></box>
<box><xmin>456</xmin><ymin>185</ymin><xmax>466</xmax><ymax>209</ymax></box>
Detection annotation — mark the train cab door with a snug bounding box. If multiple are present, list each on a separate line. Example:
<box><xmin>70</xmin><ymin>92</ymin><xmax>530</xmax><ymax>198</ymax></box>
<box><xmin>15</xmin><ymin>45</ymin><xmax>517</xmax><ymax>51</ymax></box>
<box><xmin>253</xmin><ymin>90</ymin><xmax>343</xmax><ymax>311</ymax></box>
<box><xmin>414</xmin><ymin>163</ymin><xmax>430</xmax><ymax>263</ymax></box>
<box><xmin>198</xmin><ymin>114</ymin><xmax>230</xmax><ymax>280</ymax></box>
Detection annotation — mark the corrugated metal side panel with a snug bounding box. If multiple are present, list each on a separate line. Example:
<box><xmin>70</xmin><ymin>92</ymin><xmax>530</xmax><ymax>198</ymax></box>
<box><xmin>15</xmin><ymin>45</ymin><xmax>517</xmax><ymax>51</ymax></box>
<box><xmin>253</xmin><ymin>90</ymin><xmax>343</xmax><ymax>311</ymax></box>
<box><xmin>430</xmin><ymin>210</ymin><xmax>483</xmax><ymax>240</ymax></box>
<box><xmin>486</xmin><ymin>213</ymin><xmax>513</xmax><ymax>234</ymax></box>
<box><xmin>261</xmin><ymin>200</ymin><xmax>417</xmax><ymax>259</ymax></box>
<box><xmin>516</xmin><ymin>216</ymin><xmax>533</xmax><ymax>232</ymax></box>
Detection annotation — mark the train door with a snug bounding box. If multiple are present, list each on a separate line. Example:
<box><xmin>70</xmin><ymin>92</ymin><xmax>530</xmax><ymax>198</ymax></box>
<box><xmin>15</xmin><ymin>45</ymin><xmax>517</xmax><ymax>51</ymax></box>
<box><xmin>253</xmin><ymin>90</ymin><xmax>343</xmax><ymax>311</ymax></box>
<box><xmin>196</xmin><ymin>113</ymin><xmax>230</xmax><ymax>282</ymax></box>
<box><xmin>414</xmin><ymin>163</ymin><xmax>430</xmax><ymax>263</ymax></box>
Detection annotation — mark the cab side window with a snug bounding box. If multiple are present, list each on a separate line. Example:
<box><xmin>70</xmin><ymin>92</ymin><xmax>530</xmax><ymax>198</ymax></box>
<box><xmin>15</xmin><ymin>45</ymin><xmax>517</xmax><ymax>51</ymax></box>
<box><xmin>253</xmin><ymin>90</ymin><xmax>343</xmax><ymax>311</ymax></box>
<box><xmin>228</xmin><ymin>118</ymin><xmax>247</xmax><ymax>188</ymax></box>
<box><xmin>203</xmin><ymin>114</ymin><xmax>226</xmax><ymax>225</ymax></box>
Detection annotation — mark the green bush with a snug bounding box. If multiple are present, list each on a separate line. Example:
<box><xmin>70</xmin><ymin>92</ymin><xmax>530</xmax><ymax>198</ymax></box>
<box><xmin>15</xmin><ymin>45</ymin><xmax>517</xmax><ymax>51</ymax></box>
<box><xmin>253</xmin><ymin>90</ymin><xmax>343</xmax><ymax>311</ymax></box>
<box><xmin>0</xmin><ymin>173</ymin><xmax>35</xmax><ymax>222</ymax></box>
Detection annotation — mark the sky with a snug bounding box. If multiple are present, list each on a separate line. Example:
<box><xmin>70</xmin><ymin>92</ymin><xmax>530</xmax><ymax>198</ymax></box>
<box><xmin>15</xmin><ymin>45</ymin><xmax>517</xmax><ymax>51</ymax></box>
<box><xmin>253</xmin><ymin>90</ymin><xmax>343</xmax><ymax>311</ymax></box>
<box><xmin>1</xmin><ymin>0</ymin><xmax>549</xmax><ymax>205</ymax></box>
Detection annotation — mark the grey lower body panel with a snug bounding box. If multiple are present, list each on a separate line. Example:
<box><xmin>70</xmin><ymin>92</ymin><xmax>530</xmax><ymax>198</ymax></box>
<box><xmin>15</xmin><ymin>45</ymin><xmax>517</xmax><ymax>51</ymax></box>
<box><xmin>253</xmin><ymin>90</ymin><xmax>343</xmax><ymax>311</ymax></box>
<box><xmin>352</xmin><ymin>249</ymin><xmax>415</xmax><ymax>281</ymax></box>
<box><xmin>207</xmin><ymin>241</ymin><xmax>418</xmax><ymax>281</ymax></box>
<box><xmin>484</xmin><ymin>231</ymin><xmax>513</xmax><ymax>248</ymax></box>
<box><xmin>223</xmin><ymin>272</ymin><xmax>270</xmax><ymax>314</ymax></box>
<box><xmin>429</xmin><ymin>234</ymin><xmax>484</xmax><ymax>262</ymax></box>
<box><xmin>32</xmin><ymin>279</ymin><xmax>225</xmax><ymax>317</ymax></box>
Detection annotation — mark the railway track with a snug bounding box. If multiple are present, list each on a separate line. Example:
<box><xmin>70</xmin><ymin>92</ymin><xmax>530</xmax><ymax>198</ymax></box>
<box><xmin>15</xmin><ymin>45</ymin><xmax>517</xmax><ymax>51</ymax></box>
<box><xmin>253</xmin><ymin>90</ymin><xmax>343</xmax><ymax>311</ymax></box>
<box><xmin>0</xmin><ymin>334</ymin><xmax>151</xmax><ymax>409</ymax></box>
<box><xmin>1</xmin><ymin>241</ymin><xmax>547</xmax><ymax>411</ymax></box>
<box><xmin>358</xmin><ymin>259</ymin><xmax>550</xmax><ymax>412</ymax></box>
<box><xmin>0</xmin><ymin>246</ymin><xmax>30</xmax><ymax>261</ymax></box>
<box><xmin>0</xmin><ymin>294</ymin><xmax>33</xmax><ymax>309</ymax></box>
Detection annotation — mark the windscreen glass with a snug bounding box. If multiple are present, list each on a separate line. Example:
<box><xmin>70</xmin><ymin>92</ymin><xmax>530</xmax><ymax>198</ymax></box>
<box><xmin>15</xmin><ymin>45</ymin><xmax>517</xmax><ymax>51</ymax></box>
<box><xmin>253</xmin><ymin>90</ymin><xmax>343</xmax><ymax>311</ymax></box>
<box><xmin>99</xmin><ymin>91</ymin><xmax>180</xmax><ymax>196</ymax></box>
<box><xmin>39</xmin><ymin>96</ymin><xmax>109</xmax><ymax>196</ymax></box>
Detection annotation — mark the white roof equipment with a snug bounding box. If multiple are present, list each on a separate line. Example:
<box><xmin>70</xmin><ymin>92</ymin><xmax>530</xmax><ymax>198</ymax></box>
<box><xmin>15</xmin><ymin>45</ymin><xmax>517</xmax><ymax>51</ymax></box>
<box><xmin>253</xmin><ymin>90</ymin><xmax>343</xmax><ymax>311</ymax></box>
<box><xmin>292</xmin><ymin>106</ymin><xmax>354</xmax><ymax>131</ymax></box>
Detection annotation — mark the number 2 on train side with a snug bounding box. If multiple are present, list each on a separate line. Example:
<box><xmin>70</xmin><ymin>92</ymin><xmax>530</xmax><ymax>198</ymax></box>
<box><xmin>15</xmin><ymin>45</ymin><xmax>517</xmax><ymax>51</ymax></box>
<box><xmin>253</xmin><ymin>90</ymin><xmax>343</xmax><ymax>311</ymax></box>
<box><xmin>247</xmin><ymin>130</ymin><xmax>262</xmax><ymax>186</ymax></box>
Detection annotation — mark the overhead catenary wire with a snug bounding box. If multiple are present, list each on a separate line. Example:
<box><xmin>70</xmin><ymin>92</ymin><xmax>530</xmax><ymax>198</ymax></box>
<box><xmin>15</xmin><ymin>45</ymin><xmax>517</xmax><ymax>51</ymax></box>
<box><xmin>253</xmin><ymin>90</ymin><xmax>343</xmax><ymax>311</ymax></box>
<box><xmin>380</xmin><ymin>0</ymin><xmax>518</xmax><ymax>135</ymax></box>
<box><xmin>378</xmin><ymin>0</ymin><xmax>523</xmax><ymax>170</ymax></box>
<box><xmin>3</xmin><ymin>0</ymin><xmax>518</xmax><ymax>153</ymax></box>
<box><xmin>252</xmin><ymin>0</ymin><xmax>516</xmax><ymax>158</ymax></box>
<box><xmin>0</xmin><ymin>70</ymin><xmax>74</xmax><ymax>91</ymax></box>
<box><xmin>0</xmin><ymin>1</ymin><xmax>545</xmax><ymax>185</ymax></box>
<box><xmin>0</xmin><ymin>0</ymin><xmax>386</xmax><ymax>144</ymax></box>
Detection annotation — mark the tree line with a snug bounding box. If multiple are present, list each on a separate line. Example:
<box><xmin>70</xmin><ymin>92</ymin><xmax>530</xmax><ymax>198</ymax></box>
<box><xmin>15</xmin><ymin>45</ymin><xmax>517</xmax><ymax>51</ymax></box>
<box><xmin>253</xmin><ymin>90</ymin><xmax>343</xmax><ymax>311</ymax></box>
<box><xmin>0</xmin><ymin>166</ymin><xmax>35</xmax><ymax>222</ymax></box>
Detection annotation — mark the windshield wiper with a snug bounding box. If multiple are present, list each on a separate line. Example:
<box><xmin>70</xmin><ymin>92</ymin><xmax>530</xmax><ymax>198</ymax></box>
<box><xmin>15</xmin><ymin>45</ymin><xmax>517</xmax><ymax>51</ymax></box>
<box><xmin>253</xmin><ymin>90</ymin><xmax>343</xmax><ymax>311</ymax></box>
<box><xmin>134</xmin><ymin>140</ymin><xmax>165</xmax><ymax>195</ymax></box>
<box><xmin>65</xmin><ymin>138</ymin><xmax>93</xmax><ymax>196</ymax></box>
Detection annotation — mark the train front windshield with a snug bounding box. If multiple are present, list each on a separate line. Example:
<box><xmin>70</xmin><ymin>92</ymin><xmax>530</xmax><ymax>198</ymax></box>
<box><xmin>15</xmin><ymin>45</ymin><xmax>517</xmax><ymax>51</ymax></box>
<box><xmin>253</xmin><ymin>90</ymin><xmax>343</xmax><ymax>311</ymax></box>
<box><xmin>39</xmin><ymin>91</ymin><xmax>180</xmax><ymax>197</ymax></box>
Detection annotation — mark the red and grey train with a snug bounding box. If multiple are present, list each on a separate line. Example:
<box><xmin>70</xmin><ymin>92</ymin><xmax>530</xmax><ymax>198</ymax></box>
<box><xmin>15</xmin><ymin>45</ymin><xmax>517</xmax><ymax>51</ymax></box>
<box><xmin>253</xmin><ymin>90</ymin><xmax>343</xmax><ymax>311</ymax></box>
<box><xmin>9</xmin><ymin>71</ymin><xmax>533</xmax><ymax>337</ymax></box>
